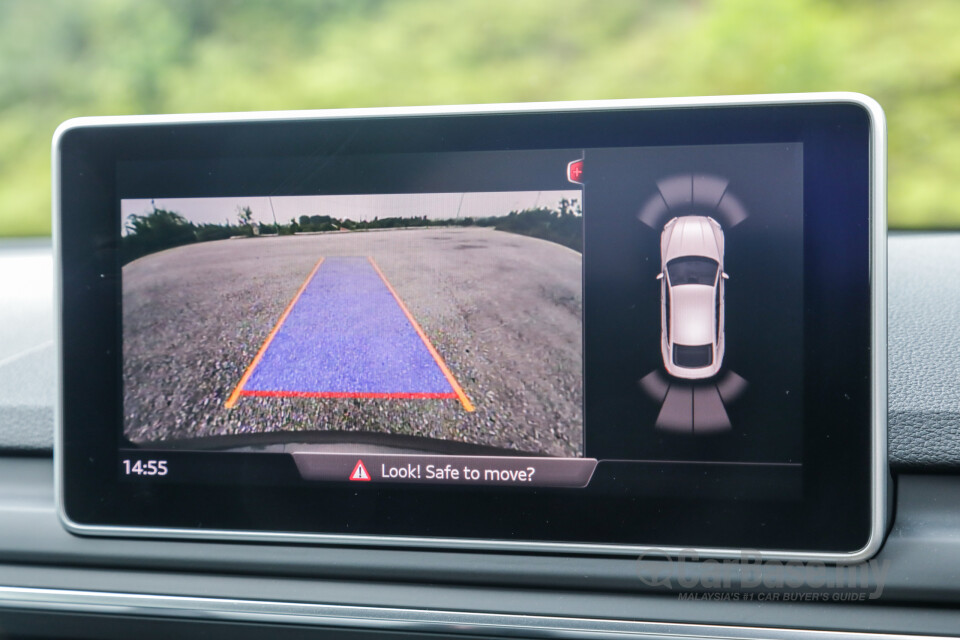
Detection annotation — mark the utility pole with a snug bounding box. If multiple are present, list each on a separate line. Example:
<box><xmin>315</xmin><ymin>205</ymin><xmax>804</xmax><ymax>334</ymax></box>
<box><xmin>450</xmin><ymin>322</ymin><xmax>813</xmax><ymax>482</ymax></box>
<box><xmin>268</xmin><ymin>197</ymin><xmax>279</xmax><ymax>232</ymax></box>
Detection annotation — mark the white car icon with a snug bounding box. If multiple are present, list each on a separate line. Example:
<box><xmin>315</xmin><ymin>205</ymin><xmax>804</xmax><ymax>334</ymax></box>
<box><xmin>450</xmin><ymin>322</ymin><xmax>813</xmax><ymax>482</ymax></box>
<box><xmin>658</xmin><ymin>216</ymin><xmax>728</xmax><ymax>379</ymax></box>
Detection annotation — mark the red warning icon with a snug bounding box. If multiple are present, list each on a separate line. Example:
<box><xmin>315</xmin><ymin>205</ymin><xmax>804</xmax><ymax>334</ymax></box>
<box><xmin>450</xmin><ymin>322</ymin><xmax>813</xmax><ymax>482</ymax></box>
<box><xmin>567</xmin><ymin>158</ymin><xmax>584</xmax><ymax>185</ymax></box>
<box><xmin>350</xmin><ymin>460</ymin><xmax>371</xmax><ymax>481</ymax></box>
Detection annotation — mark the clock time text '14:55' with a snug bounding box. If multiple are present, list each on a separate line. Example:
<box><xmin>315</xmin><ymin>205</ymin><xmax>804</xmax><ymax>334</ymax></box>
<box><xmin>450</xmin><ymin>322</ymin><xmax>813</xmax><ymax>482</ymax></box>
<box><xmin>122</xmin><ymin>459</ymin><xmax>168</xmax><ymax>476</ymax></box>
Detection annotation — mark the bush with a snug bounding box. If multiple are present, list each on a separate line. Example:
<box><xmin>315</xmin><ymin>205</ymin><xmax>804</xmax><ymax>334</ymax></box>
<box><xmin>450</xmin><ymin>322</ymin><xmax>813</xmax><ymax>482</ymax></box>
<box><xmin>121</xmin><ymin>208</ymin><xmax>197</xmax><ymax>264</ymax></box>
<box><xmin>121</xmin><ymin>198</ymin><xmax>583</xmax><ymax>265</ymax></box>
<box><xmin>493</xmin><ymin>199</ymin><xmax>582</xmax><ymax>252</ymax></box>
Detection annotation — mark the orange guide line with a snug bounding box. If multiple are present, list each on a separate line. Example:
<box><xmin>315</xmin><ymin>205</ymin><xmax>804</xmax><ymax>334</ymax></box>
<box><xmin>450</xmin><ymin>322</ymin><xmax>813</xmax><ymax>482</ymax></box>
<box><xmin>224</xmin><ymin>258</ymin><xmax>325</xmax><ymax>409</ymax></box>
<box><xmin>367</xmin><ymin>256</ymin><xmax>476</xmax><ymax>413</ymax></box>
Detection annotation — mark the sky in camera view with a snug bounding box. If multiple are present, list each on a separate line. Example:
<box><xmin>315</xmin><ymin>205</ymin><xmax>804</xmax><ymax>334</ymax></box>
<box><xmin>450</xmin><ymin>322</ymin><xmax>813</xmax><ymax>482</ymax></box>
<box><xmin>1</xmin><ymin>0</ymin><xmax>959</xmax><ymax>235</ymax></box>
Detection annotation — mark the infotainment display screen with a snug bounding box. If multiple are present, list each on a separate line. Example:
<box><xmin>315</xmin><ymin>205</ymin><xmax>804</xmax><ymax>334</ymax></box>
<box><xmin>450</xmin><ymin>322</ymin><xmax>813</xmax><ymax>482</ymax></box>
<box><xmin>55</xmin><ymin>94</ymin><xmax>886</xmax><ymax>561</ymax></box>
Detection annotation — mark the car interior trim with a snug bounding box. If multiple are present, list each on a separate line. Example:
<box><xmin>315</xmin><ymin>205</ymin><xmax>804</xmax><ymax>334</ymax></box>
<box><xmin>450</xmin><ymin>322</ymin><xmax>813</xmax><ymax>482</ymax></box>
<box><xmin>0</xmin><ymin>585</ymin><xmax>953</xmax><ymax>640</ymax></box>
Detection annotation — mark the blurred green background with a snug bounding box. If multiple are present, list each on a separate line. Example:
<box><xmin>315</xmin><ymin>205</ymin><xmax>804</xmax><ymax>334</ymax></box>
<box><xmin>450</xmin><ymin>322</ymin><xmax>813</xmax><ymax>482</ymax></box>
<box><xmin>1</xmin><ymin>0</ymin><xmax>958</xmax><ymax>237</ymax></box>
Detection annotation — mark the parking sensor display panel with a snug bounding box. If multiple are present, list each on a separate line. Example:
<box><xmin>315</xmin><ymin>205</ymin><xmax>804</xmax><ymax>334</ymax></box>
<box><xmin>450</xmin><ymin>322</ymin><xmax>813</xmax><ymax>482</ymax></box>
<box><xmin>57</xmin><ymin>97</ymin><xmax>883</xmax><ymax>559</ymax></box>
<box><xmin>584</xmin><ymin>144</ymin><xmax>804</xmax><ymax>473</ymax></box>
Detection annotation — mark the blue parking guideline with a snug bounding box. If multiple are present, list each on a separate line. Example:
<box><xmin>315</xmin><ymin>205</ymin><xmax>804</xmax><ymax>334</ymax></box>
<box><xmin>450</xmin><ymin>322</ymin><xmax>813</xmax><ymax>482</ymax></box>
<box><xmin>234</xmin><ymin>256</ymin><xmax>461</xmax><ymax>402</ymax></box>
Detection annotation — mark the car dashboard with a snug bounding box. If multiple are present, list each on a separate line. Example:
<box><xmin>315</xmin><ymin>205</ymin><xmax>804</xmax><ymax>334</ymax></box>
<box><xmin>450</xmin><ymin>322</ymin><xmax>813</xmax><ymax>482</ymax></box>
<box><xmin>1</xmin><ymin>232</ymin><xmax>959</xmax><ymax>639</ymax></box>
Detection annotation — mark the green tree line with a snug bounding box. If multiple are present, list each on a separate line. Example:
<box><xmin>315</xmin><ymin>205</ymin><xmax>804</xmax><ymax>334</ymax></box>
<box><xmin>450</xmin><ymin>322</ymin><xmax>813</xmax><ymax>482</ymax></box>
<box><xmin>121</xmin><ymin>199</ymin><xmax>583</xmax><ymax>264</ymax></box>
<box><xmin>3</xmin><ymin>0</ymin><xmax>960</xmax><ymax>236</ymax></box>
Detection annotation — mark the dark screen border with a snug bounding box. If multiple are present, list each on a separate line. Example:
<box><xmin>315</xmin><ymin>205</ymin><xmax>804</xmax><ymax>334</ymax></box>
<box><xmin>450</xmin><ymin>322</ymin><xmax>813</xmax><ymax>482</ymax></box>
<box><xmin>58</xmin><ymin>101</ymin><xmax>874</xmax><ymax>553</ymax></box>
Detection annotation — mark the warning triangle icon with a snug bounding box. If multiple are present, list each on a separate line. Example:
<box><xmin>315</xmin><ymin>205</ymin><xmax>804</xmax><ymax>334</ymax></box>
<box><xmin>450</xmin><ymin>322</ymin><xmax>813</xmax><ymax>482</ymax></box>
<box><xmin>350</xmin><ymin>460</ymin><xmax>371</xmax><ymax>481</ymax></box>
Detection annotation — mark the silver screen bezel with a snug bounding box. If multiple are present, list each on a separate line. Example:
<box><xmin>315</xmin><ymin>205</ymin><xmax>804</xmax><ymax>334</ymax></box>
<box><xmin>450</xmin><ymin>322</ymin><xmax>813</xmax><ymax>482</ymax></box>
<box><xmin>53</xmin><ymin>92</ymin><xmax>887</xmax><ymax>563</ymax></box>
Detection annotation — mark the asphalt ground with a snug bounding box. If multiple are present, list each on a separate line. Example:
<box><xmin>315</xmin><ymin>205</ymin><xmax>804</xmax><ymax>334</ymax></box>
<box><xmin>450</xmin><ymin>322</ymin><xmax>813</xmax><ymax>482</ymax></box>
<box><xmin>122</xmin><ymin>227</ymin><xmax>583</xmax><ymax>456</ymax></box>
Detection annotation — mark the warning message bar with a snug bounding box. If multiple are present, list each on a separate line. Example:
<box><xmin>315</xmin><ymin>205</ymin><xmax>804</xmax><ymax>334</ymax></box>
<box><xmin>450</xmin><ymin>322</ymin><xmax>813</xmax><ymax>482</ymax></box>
<box><xmin>291</xmin><ymin>453</ymin><xmax>598</xmax><ymax>488</ymax></box>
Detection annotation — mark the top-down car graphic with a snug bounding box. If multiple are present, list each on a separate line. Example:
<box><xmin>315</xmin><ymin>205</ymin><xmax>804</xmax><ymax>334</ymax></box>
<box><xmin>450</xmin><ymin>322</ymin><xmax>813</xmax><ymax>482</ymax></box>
<box><xmin>658</xmin><ymin>215</ymin><xmax>727</xmax><ymax>379</ymax></box>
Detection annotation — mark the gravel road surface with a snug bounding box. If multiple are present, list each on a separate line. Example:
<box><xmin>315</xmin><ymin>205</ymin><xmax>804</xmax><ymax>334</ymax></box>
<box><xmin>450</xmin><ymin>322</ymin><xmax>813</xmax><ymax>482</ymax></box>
<box><xmin>123</xmin><ymin>227</ymin><xmax>582</xmax><ymax>456</ymax></box>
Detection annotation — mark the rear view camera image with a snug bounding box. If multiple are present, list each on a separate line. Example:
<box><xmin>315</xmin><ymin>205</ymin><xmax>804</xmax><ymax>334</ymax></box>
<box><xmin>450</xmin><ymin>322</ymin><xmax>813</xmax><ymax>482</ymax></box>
<box><xmin>121</xmin><ymin>191</ymin><xmax>584</xmax><ymax>457</ymax></box>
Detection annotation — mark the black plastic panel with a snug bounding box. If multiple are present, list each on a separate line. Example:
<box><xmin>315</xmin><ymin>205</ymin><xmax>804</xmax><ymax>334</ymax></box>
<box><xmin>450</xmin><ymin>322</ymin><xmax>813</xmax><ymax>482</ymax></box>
<box><xmin>0</xmin><ymin>240</ymin><xmax>54</xmax><ymax>454</ymax></box>
<box><xmin>0</xmin><ymin>611</ymin><xmax>507</xmax><ymax>640</ymax></box>
<box><xmin>887</xmin><ymin>232</ymin><xmax>960</xmax><ymax>469</ymax></box>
